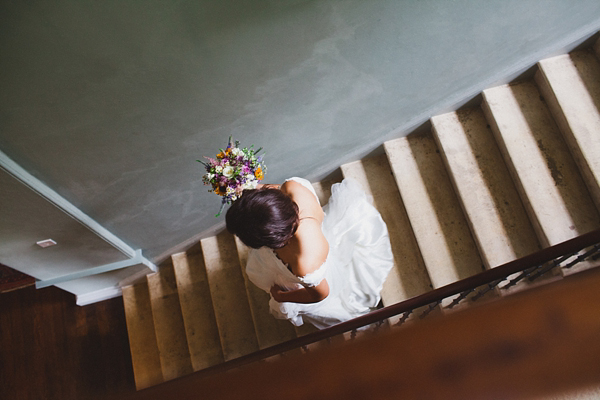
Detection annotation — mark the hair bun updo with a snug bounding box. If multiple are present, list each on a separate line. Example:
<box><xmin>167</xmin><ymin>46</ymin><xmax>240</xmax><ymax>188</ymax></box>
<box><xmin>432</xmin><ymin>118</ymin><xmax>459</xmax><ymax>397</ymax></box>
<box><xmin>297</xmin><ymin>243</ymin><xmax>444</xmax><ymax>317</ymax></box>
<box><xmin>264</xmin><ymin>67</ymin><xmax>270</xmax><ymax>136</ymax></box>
<box><xmin>225</xmin><ymin>187</ymin><xmax>299</xmax><ymax>249</ymax></box>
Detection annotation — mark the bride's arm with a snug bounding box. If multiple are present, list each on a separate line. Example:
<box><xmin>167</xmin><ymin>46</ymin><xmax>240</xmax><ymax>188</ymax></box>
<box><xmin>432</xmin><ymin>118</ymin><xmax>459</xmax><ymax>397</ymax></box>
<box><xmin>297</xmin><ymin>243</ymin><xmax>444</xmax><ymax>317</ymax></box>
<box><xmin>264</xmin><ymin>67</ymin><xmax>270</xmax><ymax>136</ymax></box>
<box><xmin>270</xmin><ymin>279</ymin><xmax>329</xmax><ymax>304</ymax></box>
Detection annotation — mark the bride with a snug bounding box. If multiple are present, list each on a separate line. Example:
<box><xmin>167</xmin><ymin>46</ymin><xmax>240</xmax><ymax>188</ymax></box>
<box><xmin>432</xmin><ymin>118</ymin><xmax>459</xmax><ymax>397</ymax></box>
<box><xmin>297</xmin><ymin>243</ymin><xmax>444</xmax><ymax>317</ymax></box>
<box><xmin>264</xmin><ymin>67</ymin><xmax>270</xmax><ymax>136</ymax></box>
<box><xmin>226</xmin><ymin>177</ymin><xmax>394</xmax><ymax>329</ymax></box>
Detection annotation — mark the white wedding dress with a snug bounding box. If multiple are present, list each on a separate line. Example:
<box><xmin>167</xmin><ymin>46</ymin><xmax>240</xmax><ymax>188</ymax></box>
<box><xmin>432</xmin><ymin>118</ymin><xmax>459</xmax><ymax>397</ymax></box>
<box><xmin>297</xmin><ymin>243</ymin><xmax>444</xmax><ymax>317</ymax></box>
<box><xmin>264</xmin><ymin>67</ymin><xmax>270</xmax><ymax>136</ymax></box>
<box><xmin>245</xmin><ymin>177</ymin><xmax>394</xmax><ymax>329</ymax></box>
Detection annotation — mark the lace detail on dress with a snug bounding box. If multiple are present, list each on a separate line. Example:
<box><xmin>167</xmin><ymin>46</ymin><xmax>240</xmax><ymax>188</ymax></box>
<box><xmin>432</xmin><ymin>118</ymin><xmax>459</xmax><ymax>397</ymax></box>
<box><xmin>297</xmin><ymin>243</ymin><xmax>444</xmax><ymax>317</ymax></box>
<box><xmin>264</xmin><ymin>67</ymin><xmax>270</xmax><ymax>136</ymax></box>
<box><xmin>296</xmin><ymin>260</ymin><xmax>327</xmax><ymax>287</ymax></box>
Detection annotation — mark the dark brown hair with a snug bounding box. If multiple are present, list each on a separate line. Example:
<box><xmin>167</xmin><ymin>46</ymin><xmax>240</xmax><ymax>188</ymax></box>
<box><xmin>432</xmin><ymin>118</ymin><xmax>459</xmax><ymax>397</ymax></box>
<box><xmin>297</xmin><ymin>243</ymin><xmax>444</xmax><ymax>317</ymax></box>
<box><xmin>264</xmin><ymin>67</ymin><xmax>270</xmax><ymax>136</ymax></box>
<box><xmin>226</xmin><ymin>188</ymin><xmax>299</xmax><ymax>249</ymax></box>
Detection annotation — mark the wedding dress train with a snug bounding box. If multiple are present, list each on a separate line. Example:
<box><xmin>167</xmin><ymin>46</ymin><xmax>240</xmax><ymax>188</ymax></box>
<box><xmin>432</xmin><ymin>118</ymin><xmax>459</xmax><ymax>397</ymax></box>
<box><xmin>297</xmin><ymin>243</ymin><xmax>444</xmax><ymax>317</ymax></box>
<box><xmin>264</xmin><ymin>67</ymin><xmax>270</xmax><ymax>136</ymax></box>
<box><xmin>245</xmin><ymin>177</ymin><xmax>394</xmax><ymax>329</ymax></box>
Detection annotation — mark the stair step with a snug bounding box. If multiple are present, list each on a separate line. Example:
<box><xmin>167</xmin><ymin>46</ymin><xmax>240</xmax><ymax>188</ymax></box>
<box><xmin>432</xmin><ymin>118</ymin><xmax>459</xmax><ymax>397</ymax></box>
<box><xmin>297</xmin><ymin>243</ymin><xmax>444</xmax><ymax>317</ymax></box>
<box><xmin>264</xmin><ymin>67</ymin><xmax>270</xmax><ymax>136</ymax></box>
<box><xmin>171</xmin><ymin>248</ymin><xmax>224</xmax><ymax>371</ymax></box>
<box><xmin>311</xmin><ymin>177</ymin><xmax>341</xmax><ymax>206</ymax></box>
<box><xmin>234</xmin><ymin>236</ymin><xmax>297</xmax><ymax>349</ymax></box>
<box><xmin>536</xmin><ymin>51</ymin><xmax>600</xmax><ymax>211</ymax></box>
<box><xmin>341</xmin><ymin>155</ymin><xmax>432</xmax><ymax>324</ymax></box>
<box><xmin>432</xmin><ymin>108</ymin><xmax>541</xmax><ymax>269</ymax></box>
<box><xmin>384</xmin><ymin>132</ymin><xmax>484</xmax><ymax>290</ymax></box>
<box><xmin>482</xmin><ymin>82</ymin><xmax>600</xmax><ymax>252</ymax></box>
<box><xmin>122</xmin><ymin>283</ymin><xmax>164</xmax><ymax>390</ymax></box>
<box><xmin>147</xmin><ymin>265</ymin><xmax>194</xmax><ymax>381</ymax></box>
<box><xmin>201</xmin><ymin>232</ymin><xmax>259</xmax><ymax>360</ymax></box>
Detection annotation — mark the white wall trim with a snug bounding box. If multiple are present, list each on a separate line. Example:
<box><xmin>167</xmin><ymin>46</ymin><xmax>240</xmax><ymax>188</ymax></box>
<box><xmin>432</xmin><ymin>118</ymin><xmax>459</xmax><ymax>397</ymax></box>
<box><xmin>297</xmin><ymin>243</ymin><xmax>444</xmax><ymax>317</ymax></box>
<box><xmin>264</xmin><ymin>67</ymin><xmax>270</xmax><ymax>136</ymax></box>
<box><xmin>76</xmin><ymin>285</ymin><xmax>123</xmax><ymax>306</ymax></box>
<box><xmin>36</xmin><ymin>250</ymin><xmax>146</xmax><ymax>289</ymax></box>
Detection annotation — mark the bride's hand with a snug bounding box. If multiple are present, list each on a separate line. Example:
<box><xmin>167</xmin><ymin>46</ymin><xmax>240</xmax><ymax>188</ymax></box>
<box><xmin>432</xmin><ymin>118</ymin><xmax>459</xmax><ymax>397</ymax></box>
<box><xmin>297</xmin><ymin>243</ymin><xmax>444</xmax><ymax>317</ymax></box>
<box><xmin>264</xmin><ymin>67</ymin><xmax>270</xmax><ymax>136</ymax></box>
<box><xmin>270</xmin><ymin>284</ymin><xmax>286</xmax><ymax>302</ymax></box>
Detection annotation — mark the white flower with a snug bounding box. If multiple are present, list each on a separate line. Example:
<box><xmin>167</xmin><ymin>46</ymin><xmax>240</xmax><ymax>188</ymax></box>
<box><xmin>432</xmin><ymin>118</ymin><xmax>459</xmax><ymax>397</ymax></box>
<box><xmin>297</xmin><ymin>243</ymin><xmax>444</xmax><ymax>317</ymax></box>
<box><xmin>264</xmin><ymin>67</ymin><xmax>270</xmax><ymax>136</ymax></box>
<box><xmin>215</xmin><ymin>165</ymin><xmax>223</xmax><ymax>173</ymax></box>
<box><xmin>205</xmin><ymin>173</ymin><xmax>215</xmax><ymax>181</ymax></box>
<box><xmin>243</xmin><ymin>180</ymin><xmax>257</xmax><ymax>190</ymax></box>
<box><xmin>231</xmin><ymin>148</ymin><xmax>241</xmax><ymax>156</ymax></box>
<box><xmin>222</xmin><ymin>166</ymin><xmax>235</xmax><ymax>178</ymax></box>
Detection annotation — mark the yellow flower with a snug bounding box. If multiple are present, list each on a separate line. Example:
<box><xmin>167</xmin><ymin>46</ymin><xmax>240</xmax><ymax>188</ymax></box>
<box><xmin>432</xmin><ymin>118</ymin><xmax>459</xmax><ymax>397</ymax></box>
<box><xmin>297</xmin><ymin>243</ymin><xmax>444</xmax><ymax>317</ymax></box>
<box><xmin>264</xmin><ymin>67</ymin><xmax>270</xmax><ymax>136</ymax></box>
<box><xmin>213</xmin><ymin>184</ymin><xmax>226</xmax><ymax>196</ymax></box>
<box><xmin>254</xmin><ymin>166</ymin><xmax>264</xmax><ymax>180</ymax></box>
<box><xmin>217</xmin><ymin>147</ymin><xmax>233</xmax><ymax>159</ymax></box>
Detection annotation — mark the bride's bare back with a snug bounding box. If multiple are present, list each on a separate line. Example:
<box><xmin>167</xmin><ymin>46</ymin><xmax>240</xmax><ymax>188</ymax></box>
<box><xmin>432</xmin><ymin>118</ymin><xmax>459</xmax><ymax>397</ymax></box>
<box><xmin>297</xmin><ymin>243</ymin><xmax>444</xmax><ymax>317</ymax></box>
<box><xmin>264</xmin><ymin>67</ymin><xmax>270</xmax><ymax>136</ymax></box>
<box><xmin>271</xmin><ymin>180</ymin><xmax>330</xmax><ymax>303</ymax></box>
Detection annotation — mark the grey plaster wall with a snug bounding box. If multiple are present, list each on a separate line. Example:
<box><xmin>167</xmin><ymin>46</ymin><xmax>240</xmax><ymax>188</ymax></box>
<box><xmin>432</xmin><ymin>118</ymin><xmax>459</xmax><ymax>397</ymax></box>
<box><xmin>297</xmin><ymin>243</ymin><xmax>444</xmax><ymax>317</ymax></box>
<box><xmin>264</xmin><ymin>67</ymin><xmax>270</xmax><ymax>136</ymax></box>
<box><xmin>1</xmin><ymin>0</ymin><xmax>600</xmax><ymax>264</ymax></box>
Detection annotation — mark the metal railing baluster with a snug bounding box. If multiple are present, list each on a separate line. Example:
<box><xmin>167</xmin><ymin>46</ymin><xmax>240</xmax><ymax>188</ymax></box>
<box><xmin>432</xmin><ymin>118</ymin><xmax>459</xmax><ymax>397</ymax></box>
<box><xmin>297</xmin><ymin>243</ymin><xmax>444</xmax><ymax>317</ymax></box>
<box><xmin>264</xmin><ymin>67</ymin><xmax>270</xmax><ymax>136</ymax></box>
<box><xmin>563</xmin><ymin>246</ymin><xmax>600</xmax><ymax>269</ymax></box>
<box><xmin>471</xmin><ymin>279</ymin><xmax>504</xmax><ymax>301</ymax></box>
<box><xmin>502</xmin><ymin>265</ymin><xmax>541</xmax><ymax>290</ymax></box>
<box><xmin>445</xmin><ymin>288</ymin><xmax>475</xmax><ymax>309</ymax></box>
<box><xmin>419</xmin><ymin>300</ymin><xmax>441</xmax><ymax>319</ymax></box>
<box><xmin>396</xmin><ymin>310</ymin><xmax>413</xmax><ymax>327</ymax></box>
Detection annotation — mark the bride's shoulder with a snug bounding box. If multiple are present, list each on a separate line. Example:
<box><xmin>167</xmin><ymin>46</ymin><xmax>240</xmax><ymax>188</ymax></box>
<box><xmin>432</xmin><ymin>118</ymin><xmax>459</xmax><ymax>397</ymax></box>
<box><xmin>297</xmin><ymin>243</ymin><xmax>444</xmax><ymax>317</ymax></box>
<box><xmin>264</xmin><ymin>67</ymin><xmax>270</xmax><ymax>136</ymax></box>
<box><xmin>282</xmin><ymin>180</ymin><xmax>323</xmax><ymax>217</ymax></box>
<box><xmin>280</xmin><ymin>179</ymin><xmax>304</xmax><ymax>195</ymax></box>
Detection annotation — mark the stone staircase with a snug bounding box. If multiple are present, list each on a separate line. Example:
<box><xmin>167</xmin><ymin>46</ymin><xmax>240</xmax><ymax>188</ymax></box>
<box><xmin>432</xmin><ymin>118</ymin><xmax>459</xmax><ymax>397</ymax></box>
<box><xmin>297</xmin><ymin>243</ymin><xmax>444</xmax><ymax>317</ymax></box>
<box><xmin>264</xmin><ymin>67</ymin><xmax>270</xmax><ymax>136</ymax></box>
<box><xmin>122</xmin><ymin>36</ymin><xmax>600</xmax><ymax>391</ymax></box>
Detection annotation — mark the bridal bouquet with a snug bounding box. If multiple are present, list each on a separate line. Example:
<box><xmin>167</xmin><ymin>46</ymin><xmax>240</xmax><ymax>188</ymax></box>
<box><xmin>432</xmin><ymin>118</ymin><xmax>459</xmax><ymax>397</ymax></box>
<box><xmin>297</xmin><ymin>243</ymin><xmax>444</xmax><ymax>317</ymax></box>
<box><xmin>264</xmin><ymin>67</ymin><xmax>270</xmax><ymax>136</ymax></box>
<box><xmin>199</xmin><ymin>137</ymin><xmax>265</xmax><ymax>216</ymax></box>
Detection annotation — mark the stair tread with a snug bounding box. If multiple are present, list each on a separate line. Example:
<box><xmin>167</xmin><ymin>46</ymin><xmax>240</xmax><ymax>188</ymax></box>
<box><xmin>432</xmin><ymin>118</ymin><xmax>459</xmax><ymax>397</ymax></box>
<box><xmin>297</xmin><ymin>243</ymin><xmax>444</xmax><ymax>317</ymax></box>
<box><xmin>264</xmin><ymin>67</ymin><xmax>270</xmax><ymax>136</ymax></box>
<box><xmin>147</xmin><ymin>266</ymin><xmax>194</xmax><ymax>381</ymax></box>
<box><xmin>482</xmin><ymin>81</ymin><xmax>600</xmax><ymax>249</ymax></box>
<box><xmin>536</xmin><ymin>51</ymin><xmax>600</xmax><ymax>211</ymax></box>
<box><xmin>201</xmin><ymin>232</ymin><xmax>259</xmax><ymax>360</ymax></box>
<box><xmin>122</xmin><ymin>283</ymin><xmax>164</xmax><ymax>390</ymax></box>
<box><xmin>384</xmin><ymin>132</ymin><xmax>484</xmax><ymax>289</ymax></box>
<box><xmin>234</xmin><ymin>236</ymin><xmax>298</xmax><ymax>349</ymax></box>
<box><xmin>432</xmin><ymin>108</ymin><xmax>541</xmax><ymax>269</ymax></box>
<box><xmin>171</xmin><ymin>249</ymin><xmax>224</xmax><ymax>371</ymax></box>
<box><xmin>311</xmin><ymin>178</ymin><xmax>341</xmax><ymax>207</ymax></box>
<box><xmin>341</xmin><ymin>155</ymin><xmax>432</xmax><ymax>324</ymax></box>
